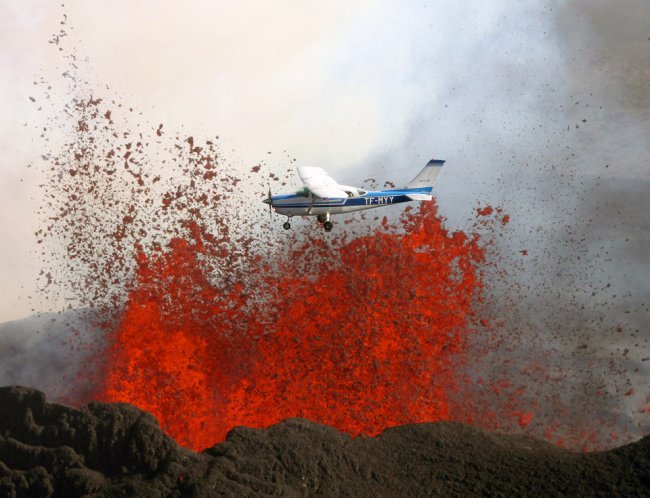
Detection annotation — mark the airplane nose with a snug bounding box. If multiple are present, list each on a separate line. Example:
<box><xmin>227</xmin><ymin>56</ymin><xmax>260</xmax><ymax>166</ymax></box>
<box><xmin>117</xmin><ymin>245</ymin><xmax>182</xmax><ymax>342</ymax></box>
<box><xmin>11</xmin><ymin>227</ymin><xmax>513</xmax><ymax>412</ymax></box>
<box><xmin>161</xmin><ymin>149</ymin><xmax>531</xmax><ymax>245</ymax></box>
<box><xmin>262</xmin><ymin>198</ymin><xmax>271</xmax><ymax>205</ymax></box>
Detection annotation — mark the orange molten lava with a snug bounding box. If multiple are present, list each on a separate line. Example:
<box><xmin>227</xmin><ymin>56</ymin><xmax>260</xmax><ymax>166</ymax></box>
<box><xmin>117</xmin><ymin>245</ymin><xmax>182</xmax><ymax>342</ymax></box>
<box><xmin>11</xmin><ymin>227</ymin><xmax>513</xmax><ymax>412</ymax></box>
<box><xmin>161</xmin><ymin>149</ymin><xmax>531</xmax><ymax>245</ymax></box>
<box><xmin>100</xmin><ymin>202</ymin><xmax>487</xmax><ymax>451</ymax></box>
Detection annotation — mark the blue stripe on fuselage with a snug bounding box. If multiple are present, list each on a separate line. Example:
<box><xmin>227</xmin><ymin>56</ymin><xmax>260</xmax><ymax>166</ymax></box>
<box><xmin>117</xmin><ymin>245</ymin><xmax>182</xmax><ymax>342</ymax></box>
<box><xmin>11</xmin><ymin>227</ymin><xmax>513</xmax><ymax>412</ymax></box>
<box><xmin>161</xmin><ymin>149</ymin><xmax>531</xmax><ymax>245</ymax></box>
<box><xmin>271</xmin><ymin>187</ymin><xmax>432</xmax><ymax>208</ymax></box>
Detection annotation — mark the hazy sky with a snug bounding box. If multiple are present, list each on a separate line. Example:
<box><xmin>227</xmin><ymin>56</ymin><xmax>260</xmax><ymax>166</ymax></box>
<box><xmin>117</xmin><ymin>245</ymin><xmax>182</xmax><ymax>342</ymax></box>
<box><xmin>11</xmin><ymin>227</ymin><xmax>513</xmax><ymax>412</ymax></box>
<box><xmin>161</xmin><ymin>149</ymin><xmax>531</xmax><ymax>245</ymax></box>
<box><xmin>1</xmin><ymin>1</ymin><xmax>648</xmax><ymax>448</ymax></box>
<box><xmin>1</xmin><ymin>0</ymin><xmax>648</xmax><ymax>321</ymax></box>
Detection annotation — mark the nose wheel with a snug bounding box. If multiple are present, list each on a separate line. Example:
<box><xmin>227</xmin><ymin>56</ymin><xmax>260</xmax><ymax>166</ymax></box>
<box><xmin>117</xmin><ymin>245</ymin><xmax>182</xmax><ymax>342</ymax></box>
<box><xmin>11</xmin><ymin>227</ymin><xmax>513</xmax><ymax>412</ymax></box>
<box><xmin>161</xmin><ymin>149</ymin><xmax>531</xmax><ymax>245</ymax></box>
<box><xmin>323</xmin><ymin>221</ymin><xmax>333</xmax><ymax>232</ymax></box>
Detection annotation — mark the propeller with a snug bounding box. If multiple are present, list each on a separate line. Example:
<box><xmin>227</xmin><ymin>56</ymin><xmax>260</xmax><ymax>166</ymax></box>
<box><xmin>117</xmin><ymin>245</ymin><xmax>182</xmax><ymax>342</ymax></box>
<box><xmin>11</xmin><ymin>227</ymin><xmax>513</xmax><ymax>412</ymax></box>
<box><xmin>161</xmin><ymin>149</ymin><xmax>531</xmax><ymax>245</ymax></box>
<box><xmin>265</xmin><ymin>184</ymin><xmax>273</xmax><ymax>221</ymax></box>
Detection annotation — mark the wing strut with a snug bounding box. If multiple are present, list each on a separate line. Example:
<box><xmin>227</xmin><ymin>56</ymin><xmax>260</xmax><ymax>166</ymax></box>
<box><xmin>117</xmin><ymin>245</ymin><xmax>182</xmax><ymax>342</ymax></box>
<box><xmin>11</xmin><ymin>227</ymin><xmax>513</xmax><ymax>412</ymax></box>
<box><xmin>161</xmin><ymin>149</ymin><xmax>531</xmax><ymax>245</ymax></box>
<box><xmin>307</xmin><ymin>195</ymin><xmax>317</xmax><ymax>215</ymax></box>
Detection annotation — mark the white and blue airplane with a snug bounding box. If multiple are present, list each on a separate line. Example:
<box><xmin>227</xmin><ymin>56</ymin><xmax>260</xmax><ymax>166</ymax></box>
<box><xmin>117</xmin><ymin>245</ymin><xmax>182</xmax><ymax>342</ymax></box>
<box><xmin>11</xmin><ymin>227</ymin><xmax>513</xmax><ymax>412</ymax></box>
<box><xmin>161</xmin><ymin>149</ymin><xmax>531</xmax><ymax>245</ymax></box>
<box><xmin>263</xmin><ymin>159</ymin><xmax>445</xmax><ymax>231</ymax></box>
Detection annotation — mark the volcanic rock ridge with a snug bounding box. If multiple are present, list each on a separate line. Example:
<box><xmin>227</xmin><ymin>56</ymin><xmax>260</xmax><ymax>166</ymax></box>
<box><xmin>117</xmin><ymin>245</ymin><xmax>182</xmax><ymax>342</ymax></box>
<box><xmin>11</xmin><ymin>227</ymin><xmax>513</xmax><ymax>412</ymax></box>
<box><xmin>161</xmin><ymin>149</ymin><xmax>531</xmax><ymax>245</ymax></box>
<box><xmin>0</xmin><ymin>386</ymin><xmax>648</xmax><ymax>497</ymax></box>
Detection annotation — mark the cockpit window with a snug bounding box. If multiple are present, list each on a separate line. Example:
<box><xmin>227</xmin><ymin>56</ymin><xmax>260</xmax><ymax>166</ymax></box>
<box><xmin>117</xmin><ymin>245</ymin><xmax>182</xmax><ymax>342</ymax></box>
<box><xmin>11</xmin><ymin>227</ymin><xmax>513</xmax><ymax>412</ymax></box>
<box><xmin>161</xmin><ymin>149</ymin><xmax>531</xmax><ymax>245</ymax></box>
<box><xmin>295</xmin><ymin>186</ymin><xmax>310</xmax><ymax>197</ymax></box>
<box><xmin>344</xmin><ymin>188</ymin><xmax>367</xmax><ymax>197</ymax></box>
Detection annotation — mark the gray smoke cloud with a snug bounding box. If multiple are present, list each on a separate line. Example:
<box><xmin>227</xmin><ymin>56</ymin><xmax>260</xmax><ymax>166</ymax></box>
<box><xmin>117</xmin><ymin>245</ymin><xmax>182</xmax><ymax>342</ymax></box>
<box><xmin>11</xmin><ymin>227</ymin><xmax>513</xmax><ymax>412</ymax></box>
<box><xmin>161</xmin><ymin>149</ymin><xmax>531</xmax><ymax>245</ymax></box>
<box><xmin>368</xmin><ymin>0</ymin><xmax>650</xmax><ymax>446</ymax></box>
<box><xmin>0</xmin><ymin>310</ymin><xmax>106</xmax><ymax>404</ymax></box>
<box><xmin>338</xmin><ymin>0</ymin><xmax>649</xmax><ymax>447</ymax></box>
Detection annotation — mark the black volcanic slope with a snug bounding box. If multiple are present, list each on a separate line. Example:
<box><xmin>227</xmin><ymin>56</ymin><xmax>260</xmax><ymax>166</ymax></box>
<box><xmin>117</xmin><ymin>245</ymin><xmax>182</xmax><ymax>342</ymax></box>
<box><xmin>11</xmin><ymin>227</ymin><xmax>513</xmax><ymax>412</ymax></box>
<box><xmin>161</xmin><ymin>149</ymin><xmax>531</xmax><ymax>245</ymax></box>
<box><xmin>0</xmin><ymin>387</ymin><xmax>647</xmax><ymax>497</ymax></box>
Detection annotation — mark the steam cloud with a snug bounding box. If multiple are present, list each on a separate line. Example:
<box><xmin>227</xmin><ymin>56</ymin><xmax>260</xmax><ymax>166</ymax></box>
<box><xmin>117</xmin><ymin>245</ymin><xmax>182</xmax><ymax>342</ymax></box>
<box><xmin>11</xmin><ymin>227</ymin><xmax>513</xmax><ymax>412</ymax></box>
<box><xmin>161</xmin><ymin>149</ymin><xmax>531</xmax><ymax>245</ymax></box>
<box><xmin>1</xmin><ymin>0</ymin><xmax>648</xmax><ymax>449</ymax></box>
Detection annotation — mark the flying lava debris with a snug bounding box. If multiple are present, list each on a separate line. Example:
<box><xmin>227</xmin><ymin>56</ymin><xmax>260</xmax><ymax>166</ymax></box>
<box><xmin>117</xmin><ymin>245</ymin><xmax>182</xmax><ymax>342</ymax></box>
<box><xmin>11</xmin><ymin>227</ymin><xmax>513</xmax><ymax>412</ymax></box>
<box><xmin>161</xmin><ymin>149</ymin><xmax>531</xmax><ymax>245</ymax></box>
<box><xmin>30</xmin><ymin>11</ymin><xmax>647</xmax><ymax>452</ymax></box>
<box><xmin>36</xmin><ymin>91</ymin><xmax>500</xmax><ymax>451</ymax></box>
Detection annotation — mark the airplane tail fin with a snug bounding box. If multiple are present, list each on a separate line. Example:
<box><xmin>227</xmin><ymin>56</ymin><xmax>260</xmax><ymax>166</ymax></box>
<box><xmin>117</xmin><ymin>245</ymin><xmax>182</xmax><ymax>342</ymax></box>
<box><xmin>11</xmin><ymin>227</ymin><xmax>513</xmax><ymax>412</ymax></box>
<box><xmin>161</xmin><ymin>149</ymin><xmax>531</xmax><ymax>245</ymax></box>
<box><xmin>404</xmin><ymin>159</ymin><xmax>445</xmax><ymax>190</ymax></box>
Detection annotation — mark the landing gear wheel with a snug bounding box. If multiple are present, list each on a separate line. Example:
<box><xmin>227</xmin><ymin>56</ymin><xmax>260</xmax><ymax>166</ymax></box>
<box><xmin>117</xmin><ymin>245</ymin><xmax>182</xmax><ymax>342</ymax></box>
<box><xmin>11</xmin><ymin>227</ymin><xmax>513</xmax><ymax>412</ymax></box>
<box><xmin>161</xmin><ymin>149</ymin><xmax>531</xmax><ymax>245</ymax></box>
<box><xmin>317</xmin><ymin>214</ymin><xmax>327</xmax><ymax>223</ymax></box>
<box><xmin>323</xmin><ymin>221</ymin><xmax>333</xmax><ymax>232</ymax></box>
<box><xmin>283</xmin><ymin>221</ymin><xmax>291</xmax><ymax>230</ymax></box>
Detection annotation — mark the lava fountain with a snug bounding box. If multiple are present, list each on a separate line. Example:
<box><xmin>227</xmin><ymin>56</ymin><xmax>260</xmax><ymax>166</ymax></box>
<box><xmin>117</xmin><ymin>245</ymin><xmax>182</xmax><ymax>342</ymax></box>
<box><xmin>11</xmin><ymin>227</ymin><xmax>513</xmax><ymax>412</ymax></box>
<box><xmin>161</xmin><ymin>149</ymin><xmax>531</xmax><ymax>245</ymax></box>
<box><xmin>98</xmin><ymin>202</ymin><xmax>489</xmax><ymax>451</ymax></box>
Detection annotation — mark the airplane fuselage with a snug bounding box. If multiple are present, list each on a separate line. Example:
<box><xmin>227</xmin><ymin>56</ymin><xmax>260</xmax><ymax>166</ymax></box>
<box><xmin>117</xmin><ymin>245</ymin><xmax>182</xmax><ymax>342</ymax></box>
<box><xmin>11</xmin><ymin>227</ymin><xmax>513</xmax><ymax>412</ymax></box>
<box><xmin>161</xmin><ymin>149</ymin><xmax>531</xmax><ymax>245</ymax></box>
<box><xmin>263</xmin><ymin>159</ymin><xmax>444</xmax><ymax>231</ymax></box>
<box><xmin>269</xmin><ymin>188</ymin><xmax>428</xmax><ymax>217</ymax></box>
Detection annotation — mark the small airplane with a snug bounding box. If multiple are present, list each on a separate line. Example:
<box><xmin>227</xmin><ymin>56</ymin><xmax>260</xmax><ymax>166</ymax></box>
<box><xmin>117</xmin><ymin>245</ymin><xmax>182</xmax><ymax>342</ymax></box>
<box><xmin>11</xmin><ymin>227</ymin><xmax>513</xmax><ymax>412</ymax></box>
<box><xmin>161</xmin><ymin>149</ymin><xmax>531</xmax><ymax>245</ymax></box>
<box><xmin>263</xmin><ymin>159</ymin><xmax>445</xmax><ymax>231</ymax></box>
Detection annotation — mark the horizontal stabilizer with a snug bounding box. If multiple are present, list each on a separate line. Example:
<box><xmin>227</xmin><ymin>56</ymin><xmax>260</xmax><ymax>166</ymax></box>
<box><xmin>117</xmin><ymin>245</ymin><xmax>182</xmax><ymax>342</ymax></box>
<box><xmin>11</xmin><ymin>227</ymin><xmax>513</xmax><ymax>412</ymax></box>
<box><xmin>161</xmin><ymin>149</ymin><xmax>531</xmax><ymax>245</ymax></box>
<box><xmin>406</xmin><ymin>193</ymin><xmax>433</xmax><ymax>201</ymax></box>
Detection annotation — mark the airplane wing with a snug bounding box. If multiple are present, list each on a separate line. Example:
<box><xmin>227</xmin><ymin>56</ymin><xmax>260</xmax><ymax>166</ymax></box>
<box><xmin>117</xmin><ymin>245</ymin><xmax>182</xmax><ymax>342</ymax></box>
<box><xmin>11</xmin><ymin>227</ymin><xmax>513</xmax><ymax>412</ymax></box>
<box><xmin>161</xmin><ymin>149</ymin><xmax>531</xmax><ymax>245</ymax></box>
<box><xmin>297</xmin><ymin>166</ymin><xmax>349</xmax><ymax>198</ymax></box>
